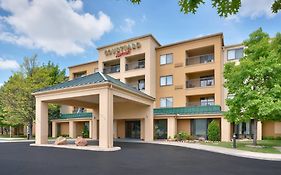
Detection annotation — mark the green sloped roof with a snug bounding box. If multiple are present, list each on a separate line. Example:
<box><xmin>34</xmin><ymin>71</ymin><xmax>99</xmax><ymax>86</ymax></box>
<box><xmin>154</xmin><ymin>105</ymin><xmax>222</xmax><ymax>115</ymax></box>
<box><xmin>59</xmin><ymin>112</ymin><xmax>93</xmax><ymax>119</ymax></box>
<box><xmin>34</xmin><ymin>72</ymin><xmax>152</xmax><ymax>98</ymax></box>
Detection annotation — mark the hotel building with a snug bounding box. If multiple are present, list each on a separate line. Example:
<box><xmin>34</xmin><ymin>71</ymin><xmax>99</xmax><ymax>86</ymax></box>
<box><xmin>32</xmin><ymin>33</ymin><xmax>281</xmax><ymax>148</ymax></box>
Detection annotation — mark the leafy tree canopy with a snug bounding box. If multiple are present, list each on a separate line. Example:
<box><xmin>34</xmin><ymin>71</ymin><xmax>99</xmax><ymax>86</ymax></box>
<box><xmin>130</xmin><ymin>0</ymin><xmax>281</xmax><ymax>17</ymax></box>
<box><xmin>224</xmin><ymin>28</ymin><xmax>281</xmax><ymax>124</ymax></box>
<box><xmin>0</xmin><ymin>55</ymin><xmax>66</xmax><ymax>128</ymax></box>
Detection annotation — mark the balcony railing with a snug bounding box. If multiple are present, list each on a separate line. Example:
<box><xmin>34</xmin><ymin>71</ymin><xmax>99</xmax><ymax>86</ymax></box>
<box><xmin>186</xmin><ymin>77</ymin><xmax>214</xmax><ymax>88</ymax></box>
<box><xmin>103</xmin><ymin>65</ymin><xmax>120</xmax><ymax>74</ymax></box>
<box><xmin>126</xmin><ymin>60</ymin><xmax>145</xmax><ymax>71</ymax></box>
<box><xmin>129</xmin><ymin>84</ymin><xmax>145</xmax><ymax>91</ymax></box>
<box><xmin>154</xmin><ymin>105</ymin><xmax>221</xmax><ymax>115</ymax></box>
<box><xmin>59</xmin><ymin>112</ymin><xmax>93</xmax><ymax>119</ymax></box>
<box><xmin>186</xmin><ymin>54</ymin><xmax>214</xmax><ymax>66</ymax></box>
<box><xmin>186</xmin><ymin>102</ymin><xmax>215</xmax><ymax>107</ymax></box>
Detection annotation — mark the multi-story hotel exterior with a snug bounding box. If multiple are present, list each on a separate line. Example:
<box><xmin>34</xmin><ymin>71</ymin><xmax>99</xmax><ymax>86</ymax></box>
<box><xmin>32</xmin><ymin>33</ymin><xmax>281</xmax><ymax>148</ymax></box>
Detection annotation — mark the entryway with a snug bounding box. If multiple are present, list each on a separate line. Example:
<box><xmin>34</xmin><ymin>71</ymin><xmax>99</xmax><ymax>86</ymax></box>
<box><xmin>125</xmin><ymin>120</ymin><xmax>141</xmax><ymax>139</ymax></box>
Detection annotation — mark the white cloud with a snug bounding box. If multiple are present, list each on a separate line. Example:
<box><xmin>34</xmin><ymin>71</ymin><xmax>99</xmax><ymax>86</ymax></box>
<box><xmin>120</xmin><ymin>18</ymin><xmax>135</xmax><ymax>33</ymax></box>
<box><xmin>0</xmin><ymin>0</ymin><xmax>113</xmax><ymax>56</ymax></box>
<box><xmin>141</xmin><ymin>15</ymin><xmax>147</xmax><ymax>22</ymax></box>
<box><xmin>225</xmin><ymin>0</ymin><xmax>276</xmax><ymax>21</ymax></box>
<box><xmin>0</xmin><ymin>83</ymin><xmax>3</xmax><ymax>87</ymax></box>
<box><xmin>0</xmin><ymin>58</ymin><xmax>19</xmax><ymax>70</ymax></box>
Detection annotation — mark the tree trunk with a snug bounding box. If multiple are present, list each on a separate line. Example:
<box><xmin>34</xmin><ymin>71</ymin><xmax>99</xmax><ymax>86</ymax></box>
<box><xmin>1</xmin><ymin>126</ymin><xmax>3</xmax><ymax>135</ymax></box>
<box><xmin>27</xmin><ymin>121</ymin><xmax>33</xmax><ymax>140</ymax></box>
<box><xmin>253</xmin><ymin>119</ymin><xmax>258</xmax><ymax>146</ymax></box>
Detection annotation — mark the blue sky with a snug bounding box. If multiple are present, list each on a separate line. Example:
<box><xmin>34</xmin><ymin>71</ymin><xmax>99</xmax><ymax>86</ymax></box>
<box><xmin>0</xmin><ymin>0</ymin><xmax>280</xmax><ymax>85</ymax></box>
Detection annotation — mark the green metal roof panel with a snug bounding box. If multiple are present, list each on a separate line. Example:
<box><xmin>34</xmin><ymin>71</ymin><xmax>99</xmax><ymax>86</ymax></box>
<box><xmin>59</xmin><ymin>112</ymin><xmax>93</xmax><ymax>119</ymax></box>
<box><xmin>154</xmin><ymin>105</ymin><xmax>222</xmax><ymax>115</ymax></box>
<box><xmin>35</xmin><ymin>72</ymin><xmax>106</xmax><ymax>93</ymax></box>
<box><xmin>34</xmin><ymin>72</ymin><xmax>153</xmax><ymax>98</ymax></box>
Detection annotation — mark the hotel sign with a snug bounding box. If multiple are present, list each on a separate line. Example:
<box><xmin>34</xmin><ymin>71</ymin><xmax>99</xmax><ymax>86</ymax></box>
<box><xmin>104</xmin><ymin>42</ymin><xmax>141</xmax><ymax>58</ymax></box>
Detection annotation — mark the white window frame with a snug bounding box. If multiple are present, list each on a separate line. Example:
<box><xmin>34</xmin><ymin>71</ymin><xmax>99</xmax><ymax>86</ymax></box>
<box><xmin>160</xmin><ymin>53</ymin><xmax>173</xmax><ymax>65</ymax></box>
<box><xmin>227</xmin><ymin>48</ymin><xmax>244</xmax><ymax>60</ymax></box>
<box><xmin>160</xmin><ymin>75</ymin><xmax>173</xmax><ymax>86</ymax></box>
<box><xmin>160</xmin><ymin>97</ymin><xmax>173</xmax><ymax>108</ymax></box>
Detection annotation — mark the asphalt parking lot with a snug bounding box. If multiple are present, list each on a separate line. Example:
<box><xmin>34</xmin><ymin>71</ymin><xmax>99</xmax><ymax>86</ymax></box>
<box><xmin>0</xmin><ymin>141</ymin><xmax>280</xmax><ymax>175</ymax></box>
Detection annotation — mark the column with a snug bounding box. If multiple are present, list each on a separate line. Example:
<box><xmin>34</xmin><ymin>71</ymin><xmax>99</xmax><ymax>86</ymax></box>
<box><xmin>120</xmin><ymin>57</ymin><xmax>126</xmax><ymax>83</ymax></box>
<box><xmin>257</xmin><ymin>121</ymin><xmax>262</xmax><ymax>140</ymax></box>
<box><xmin>145</xmin><ymin>106</ymin><xmax>154</xmax><ymax>142</ymax></box>
<box><xmin>99</xmin><ymin>88</ymin><xmax>113</xmax><ymax>148</ymax></box>
<box><xmin>167</xmin><ymin>117</ymin><xmax>177</xmax><ymax>139</ymax></box>
<box><xmin>52</xmin><ymin>121</ymin><xmax>57</xmax><ymax>138</ymax></box>
<box><xmin>35</xmin><ymin>98</ymin><xmax>48</xmax><ymax>145</ymax></box>
<box><xmin>69</xmin><ymin>121</ymin><xmax>76</xmax><ymax>138</ymax></box>
<box><xmin>113</xmin><ymin>120</ymin><xmax>118</xmax><ymax>139</ymax></box>
<box><xmin>221</xmin><ymin>117</ymin><xmax>231</xmax><ymax>141</ymax></box>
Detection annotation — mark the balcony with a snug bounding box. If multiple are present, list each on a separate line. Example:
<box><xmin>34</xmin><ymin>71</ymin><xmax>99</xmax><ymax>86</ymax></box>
<box><xmin>154</xmin><ymin>105</ymin><xmax>221</xmax><ymax>115</ymax></box>
<box><xmin>103</xmin><ymin>65</ymin><xmax>120</xmax><ymax>74</ymax></box>
<box><xmin>186</xmin><ymin>101</ymin><xmax>215</xmax><ymax>107</ymax></box>
<box><xmin>126</xmin><ymin>60</ymin><xmax>145</xmax><ymax>71</ymax></box>
<box><xmin>186</xmin><ymin>54</ymin><xmax>214</xmax><ymax>66</ymax></box>
<box><xmin>186</xmin><ymin>76</ymin><xmax>214</xmax><ymax>88</ymax></box>
<box><xmin>59</xmin><ymin>112</ymin><xmax>93</xmax><ymax>119</ymax></box>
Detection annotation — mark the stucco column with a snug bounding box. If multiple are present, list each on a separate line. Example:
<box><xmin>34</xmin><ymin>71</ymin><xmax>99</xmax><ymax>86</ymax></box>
<box><xmin>90</xmin><ymin>119</ymin><xmax>98</xmax><ymax>140</ymax></box>
<box><xmin>141</xmin><ymin>119</ymin><xmax>145</xmax><ymax>140</ymax></box>
<box><xmin>257</xmin><ymin>121</ymin><xmax>262</xmax><ymax>140</ymax></box>
<box><xmin>52</xmin><ymin>121</ymin><xmax>57</xmax><ymax>138</ymax></box>
<box><xmin>35</xmin><ymin>98</ymin><xmax>48</xmax><ymax>145</ymax></box>
<box><xmin>221</xmin><ymin>117</ymin><xmax>231</xmax><ymax>141</ymax></box>
<box><xmin>120</xmin><ymin>57</ymin><xmax>126</xmax><ymax>83</ymax></box>
<box><xmin>113</xmin><ymin>120</ymin><xmax>118</xmax><ymax>139</ymax></box>
<box><xmin>144</xmin><ymin>106</ymin><xmax>154</xmax><ymax>142</ymax></box>
<box><xmin>167</xmin><ymin>117</ymin><xmax>177</xmax><ymax>139</ymax></box>
<box><xmin>69</xmin><ymin>121</ymin><xmax>76</xmax><ymax>138</ymax></box>
<box><xmin>99</xmin><ymin>88</ymin><xmax>114</xmax><ymax>148</ymax></box>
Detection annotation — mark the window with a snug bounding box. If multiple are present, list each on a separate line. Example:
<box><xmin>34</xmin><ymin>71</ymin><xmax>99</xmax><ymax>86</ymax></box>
<box><xmin>192</xmin><ymin>119</ymin><xmax>208</xmax><ymax>137</ymax></box>
<box><xmin>200</xmin><ymin>76</ymin><xmax>214</xmax><ymax>87</ymax></box>
<box><xmin>73</xmin><ymin>71</ymin><xmax>86</xmax><ymax>79</ymax></box>
<box><xmin>138</xmin><ymin>59</ymin><xmax>145</xmax><ymax>68</ymax></box>
<box><xmin>154</xmin><ymin>119</ymin><xmax>167</xmax><ymax>139</ymax></box>
<box><xmin>200</xmin><ymin>97</ymin><xmax>215</xmax><ymax>106</ymax></box>
<box><xmin>160</xmin><ymin>75</ymin><xmax>173</xmax><ymax>86</ymax></box>
<box><xmin>73</xmin><ymin>107</ymin><xmax>86</xmax><ymax>113</ymax></box>
<box><xmin>227</xmin><ymin>48</ymin><xmax>244</xmax><ymax>60</ymax></box>
<box><xmin>160</xmin><ymin>97</ymin><xmax>173</xmax><ymax>108</ymax></box>
<box><xmin>199</xmin><ymin>54</ymin><xmax>214</xmax><ymax>63</ymax></box>
<box><xmin>138</xmin><ymin>79</ymin><xmax>145</xmax><ymax>91</ymax></box>
<box><xmin>160</xmin><ymin>53</ymin><xmax>173</xmax><ymax>65</ymax></box>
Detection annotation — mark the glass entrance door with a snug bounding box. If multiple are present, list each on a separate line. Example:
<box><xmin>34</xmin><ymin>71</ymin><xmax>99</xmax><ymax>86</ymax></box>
<box><xmin>125</xmin><ymin>120</ymin><xmax>141</xmax><ymax>139</ymax></box>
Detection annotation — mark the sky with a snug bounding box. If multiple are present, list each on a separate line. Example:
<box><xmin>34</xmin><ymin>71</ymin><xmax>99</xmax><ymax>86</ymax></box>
<box><xmin>0</xmin><ymin>0</ymin><xmax>281</xmax><ymax>86</ymax></box>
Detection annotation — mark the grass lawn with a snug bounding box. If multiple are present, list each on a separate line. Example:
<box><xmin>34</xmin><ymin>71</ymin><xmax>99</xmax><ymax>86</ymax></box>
<box><xmin>0</xmin><ymin>135</ymin><xmax>26</xmax><ymax>138</ymax></box>
<box><xmin>202</xmin><ymin>140</ymin><xmax>281</xmax><ymax>154</ymax></box>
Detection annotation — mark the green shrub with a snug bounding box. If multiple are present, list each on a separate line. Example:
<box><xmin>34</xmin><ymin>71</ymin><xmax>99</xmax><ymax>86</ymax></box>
<box><xmin>207</xmin><ymin>120</ymin><xmax>220</xmax><ymax>141</ymax></box>
<box><xmin>174</xmin><ymin>132</ymin><xmax>190</xmax><ymax>141</ymax></box>
<box><xmin>82</xmin><ymin>125</ymin><xmax>89</xmax><ymax>138</ymax></box>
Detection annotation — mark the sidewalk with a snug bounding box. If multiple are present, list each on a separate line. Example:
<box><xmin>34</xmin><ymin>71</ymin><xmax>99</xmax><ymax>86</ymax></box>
<box><xmin>0</xmin><ymin>138</ymin><xmax>34</xmax><ymax>143</ymax></box>
<box><xmin>151</xmin><ymin>141</ymin><xmax>281</xmax><ymax>161</ymax></box>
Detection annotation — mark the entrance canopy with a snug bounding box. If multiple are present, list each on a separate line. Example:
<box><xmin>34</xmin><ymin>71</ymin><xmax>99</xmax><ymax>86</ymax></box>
<box><xmin>32</xmin><ymin>72</ymin><xmax>155</xmax><ymax>149</ymax></box>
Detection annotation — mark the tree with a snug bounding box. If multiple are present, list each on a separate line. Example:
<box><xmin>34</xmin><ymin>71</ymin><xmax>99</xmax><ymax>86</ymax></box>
<box><xmin>224</xmin><ymin>28</ymin><xmax>281</xmax><ymax>145</ymax></box>
<box><xmin>207</xmin><ymin>120</ymin><xmax>220</xmax><ymax>141</ymax></box>
<box><xmin>0</xmin><ymin>55</ymin><xmax>66</xmax><ymax>139</ymax></box>
<box><xmin>130</xmin><ymin>0</ymin><xmax>281</xmax><ymax>17</ymax></box>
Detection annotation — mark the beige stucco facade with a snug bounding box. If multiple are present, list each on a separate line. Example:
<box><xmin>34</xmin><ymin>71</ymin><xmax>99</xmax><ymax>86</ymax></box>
<box><xmin>31</xmin><ymin>33</ymin><xmax>281</xmax><ymax>149</ymax></box>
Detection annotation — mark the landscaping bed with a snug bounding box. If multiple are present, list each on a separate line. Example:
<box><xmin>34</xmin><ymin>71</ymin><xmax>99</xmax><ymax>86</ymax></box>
<box><xmin>201</xmin><ymin>140</ymin><xmax>281</xmax><ymax>154</ymax></box>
